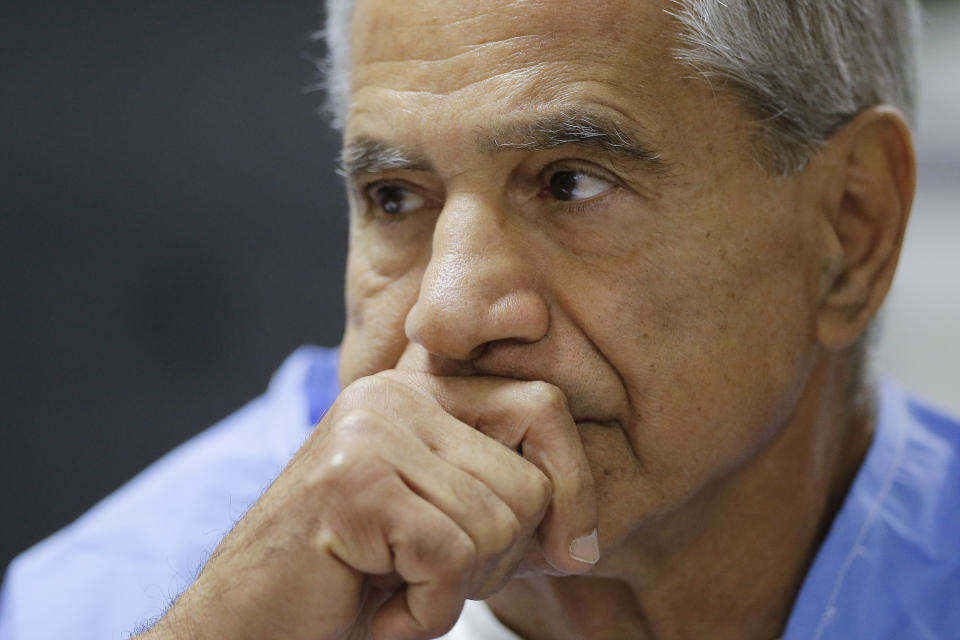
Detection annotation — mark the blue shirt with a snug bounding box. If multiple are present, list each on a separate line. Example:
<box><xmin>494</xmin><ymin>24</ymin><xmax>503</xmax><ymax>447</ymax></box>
<box><xmin>1</xmin><ymin>347</ymin><xmax>957</xmax><ymax>639</ymax></box>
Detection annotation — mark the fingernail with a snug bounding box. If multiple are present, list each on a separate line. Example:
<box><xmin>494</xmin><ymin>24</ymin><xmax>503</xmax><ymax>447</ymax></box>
<box><xmin>569</xmin><ymin>529</ymin><xmax>600</xmax><ymax>564</ymax></box>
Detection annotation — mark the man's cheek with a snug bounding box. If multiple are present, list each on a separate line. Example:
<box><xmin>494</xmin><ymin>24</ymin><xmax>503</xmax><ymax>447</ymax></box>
<box><xmin>339</xmin><ymin>269</ymin><xmax>423</xmax><ymax>385</ymax></box>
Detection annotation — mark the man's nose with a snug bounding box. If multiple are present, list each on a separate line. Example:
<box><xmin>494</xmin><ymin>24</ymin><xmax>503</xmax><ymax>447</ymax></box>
<box><xmin>404</xmin><ymin>194</ymin><xmax>550</xmax><ymax>361</ymax></box>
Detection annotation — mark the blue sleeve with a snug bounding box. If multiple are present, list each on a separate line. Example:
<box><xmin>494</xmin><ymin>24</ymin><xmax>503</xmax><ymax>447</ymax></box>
<box><xmin>0</xmin><ymin>571</ymin><xmax>17</xmax><ymax>640</ymax></box>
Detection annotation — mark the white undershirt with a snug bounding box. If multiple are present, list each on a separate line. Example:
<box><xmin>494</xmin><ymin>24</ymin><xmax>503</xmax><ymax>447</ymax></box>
<box><xmin>439</xmin><ymin>599</ymin><xmax>522</xmax><ymax>640</ymax></box>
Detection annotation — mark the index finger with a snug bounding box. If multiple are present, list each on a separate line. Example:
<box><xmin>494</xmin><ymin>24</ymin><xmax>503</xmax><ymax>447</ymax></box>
<box><xmin>380</xmin><ymin>372</ymin><xmax>600</xmax><ymax>575</ymax></box>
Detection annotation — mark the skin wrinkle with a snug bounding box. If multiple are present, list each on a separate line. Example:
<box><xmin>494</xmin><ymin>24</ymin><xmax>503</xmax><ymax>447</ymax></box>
<box><xmin>530</xmin><ymin>270</ymin><xmax>646</xmax><ymax>436</ymax></box>
<box><xmin>346</xmin><ymin>269</ymin><xmax>404</xmax><ymax>324</ymax></box>
<box><xmin>349</xmin><ymin>63</ymin><xmax>558</xmax><ymax>111</ymax></box>
<box><xmin>354</xmin><ymin>63</ymin><xmax>624</xmax><ymax>105</ymax></box>
<box><xmin>359</xmin><ymin>34</ymin><xmax>542</xmax><ymax>67</ymax></box>
<box><xmin>357</xmin><ymin>1</ymin><xmax>615</xmax><ymax>63</ymax></box>
<box><xmin>351</xmin><ymin>7</ymin><xmax>662</xmax><ymax>103</ymax></box>
<box><xmin>355</xmin><ymin>33</ymin><xmax>548</xmax><ymax>71</ymax></box>
<box><xmin>573</xmin><ymin>321</ymin><xmax>642</xmax><ymax>469</ymax></box>
<box><xmin>328</xmin><ymin>1</ymin><xmax>911</xmax><ymax>637</ymax></box>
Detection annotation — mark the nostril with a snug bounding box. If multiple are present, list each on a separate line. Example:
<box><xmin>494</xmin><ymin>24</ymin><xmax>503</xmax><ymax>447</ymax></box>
<box><xmin>404</xmin><ymin>297</ymin><xmax>491</xmax><ymax>362</ymax></box>
<box><xmin>403</xmin><ymin>301</ymin><xmax>428</xmax><ymax>346</ymax></box>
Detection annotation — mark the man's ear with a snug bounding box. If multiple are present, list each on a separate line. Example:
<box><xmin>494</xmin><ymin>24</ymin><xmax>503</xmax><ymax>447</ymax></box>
<box><xmin>816</xmin><ymin>106</ymin><xmax>917</xmax><ymax>350</ymax></box>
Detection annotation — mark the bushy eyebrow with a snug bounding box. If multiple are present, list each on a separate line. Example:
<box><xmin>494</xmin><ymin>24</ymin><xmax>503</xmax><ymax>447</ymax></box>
<box><xmin>482</xmin><ymin>109</ymin><xmax>671</xmax><ymax>175</ymax></box>
<box><xmin>339</xmin><ymin>108</ymin><xmax>671</xmax><ymax>179</ymax></box>
<box><xmin>337</xmin><ymin>137</ymin><xmax>432</xmax><ymax>178</ymax></box>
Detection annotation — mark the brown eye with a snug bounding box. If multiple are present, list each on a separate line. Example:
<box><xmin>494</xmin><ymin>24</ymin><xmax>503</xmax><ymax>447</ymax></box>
<box><xmin>546</xmin><ymin>170</ymin><xmax>612</xmax><ymax>202</ymax></box>
<box><xmin>370</xmin><ymin>184</ymin><xmax>426</xmax><ymax>215</ymax></box>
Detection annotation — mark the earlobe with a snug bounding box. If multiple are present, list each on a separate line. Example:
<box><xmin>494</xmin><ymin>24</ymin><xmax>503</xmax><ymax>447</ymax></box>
<box><xmin>816</xmin><ymin>107</ymin><xmax>916</xmax><ymax>350</ymax></box>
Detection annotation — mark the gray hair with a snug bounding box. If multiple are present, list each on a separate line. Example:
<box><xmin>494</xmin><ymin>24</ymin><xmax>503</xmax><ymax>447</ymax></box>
<box><xmin>318</xmin><ymin>0</ymin><xmax>920</xmax><ymax>176</ymax></box>
<box><xmin>320</xmin><ymin>0</ymin><xmax>355</xmax><ymax>133</ymax></box>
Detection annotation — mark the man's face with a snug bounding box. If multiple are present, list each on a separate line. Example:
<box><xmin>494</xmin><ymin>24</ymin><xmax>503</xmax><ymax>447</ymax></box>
<box><xmin>338</xmin><ymin>0</ymin><xmax>830</xmax><ymax>557</ymax></box>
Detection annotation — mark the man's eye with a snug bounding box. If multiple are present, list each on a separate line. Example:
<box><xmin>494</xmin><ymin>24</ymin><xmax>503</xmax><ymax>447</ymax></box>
<box><xmin>544</xmin><ymin>170</ymin><xmax>613</xmax><ymax>203</ymax></box>
<box><xmin>368</xmin><ymin>184</ymin><xmax>426</xmax><ymax>215</ymax></box>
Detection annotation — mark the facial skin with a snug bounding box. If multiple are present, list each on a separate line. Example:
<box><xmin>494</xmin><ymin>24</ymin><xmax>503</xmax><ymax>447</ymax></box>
<box><xmin>344</xmin><ymin>0</ymin><xmax>822</xmax><ymax>559</ymax></box>
<box><xmin>335</xmin><ymin>0</ymin><xmax>914</xmax><ymax>636</ymax></box>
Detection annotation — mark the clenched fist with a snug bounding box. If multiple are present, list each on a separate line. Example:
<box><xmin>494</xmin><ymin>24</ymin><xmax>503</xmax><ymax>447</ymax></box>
<box><xmin>138</xmin><ymin>371</ymin><xmax>598</xmax><ymax>640</ymax></box>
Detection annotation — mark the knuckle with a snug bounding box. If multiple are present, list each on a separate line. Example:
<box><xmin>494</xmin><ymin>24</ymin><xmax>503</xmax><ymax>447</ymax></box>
<box><xmin>549</xmin><ymin>444</ymin><xmax>586</xmax><ymax>482</ymax></box>
<box><xmin>532</xmin><ymin>465</ymin><xmax>553</xmax><ymax>500</ymax></box>
<box><xmin>395</xmin><ymin>525</ymin><xmax>477</xmax><ymax>581</ymax></box>
<box><xmin>370</xmin><ymin>368</ymin><xmax>416</xmax><ymax>386</ymax></box>
<box><xmin>524</xmin><ymin>381</ymin><xmax>569</xmax><ymax>416</ymax></box>
<box><xmin>519</xmin><ymin>467</ymin><xmax>553</xmax><ymax>517</ymax></box>
<box><xmin>336</xmin><ymin>373</ymin><xmax>429</xmax><ymax>422</ymax></box>
<box><xmin>307</xmin><ymin>411</ymin><xmax>395</xmax><ymax>490</ymax></box>
<box><xmin>488</xmin><ymin>509</ymin><xmax>523</xmax><ymax>555</ymax></box>
<box><xmin>469</xmin><ymin>497</ymin><xmax>522</xmax><ymax>558</ymax></box>
<box><xmin>307</xmin><ymin>449</ymin><xmax>377</xmax><ymax>494</ymax></box>
<box><xmin>445</xmin><ymin>528</ymin><xmax>479</xmax><ymax>577</ymax></box>
<box><xmin>338</xmin><ymin>374</ymin><xmax>384</xmax><ymax>405</ymax></box>
<box><xmin>338</xmin><ymin>373</ymin><xmax>418</xmax><ymax>411</ymax></box>
<box><xmin>331</xmin><ymin>406</ymin><xmax>381</xmax><ymax>435</ymax></box>
<box><xmin>447</xmin><ymin>469</ymin><xmax>484</xmax><ymax>504</ymax></box>
<box><xmin>443</xmin><ymin>477</ymin><xmax>520</xmax><ymax>557</ymax></box>
<box><xmin>321</xmin><ymin>410</ymin><xmax>381</xmax><ymax>454</ymax></box>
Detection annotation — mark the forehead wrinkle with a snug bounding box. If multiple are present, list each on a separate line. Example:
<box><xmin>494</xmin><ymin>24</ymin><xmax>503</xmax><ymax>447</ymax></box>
<box><xmin>353</xmin><ymin>57</ymin><xmax>559</xmax><ymax>104</ymax></box>
<box><xmin>480</xmin><ymin>108</ymin><xmax>672</xmax><ymax>175</ymax></box>
<box><xmin>359</xmin><ymin>34</ymin><xmax>543</xmax><ymax>67</ymax></box>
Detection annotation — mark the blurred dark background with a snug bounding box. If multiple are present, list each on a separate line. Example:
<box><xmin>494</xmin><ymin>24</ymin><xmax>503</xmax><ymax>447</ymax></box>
<box><xmin>1</xmin><ymin>2</ymin><xmax>346</xmax><ymax>569</ymax></box>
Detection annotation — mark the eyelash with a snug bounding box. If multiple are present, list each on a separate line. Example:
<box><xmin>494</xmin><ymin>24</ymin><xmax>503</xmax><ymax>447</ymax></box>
<box><xmin>358</xmin><ymin>179</ymin><xmax>434</xmax><ymax>220</ymax></box>
<box><xmin>356</xmin><ymin>161</ymin><xmax>621</xmax><ymax>219</ymax></box>
<box><xmin>537</xmin><ymin>162</ymin><xmax>620</xmax><ymax>212</ymax></box>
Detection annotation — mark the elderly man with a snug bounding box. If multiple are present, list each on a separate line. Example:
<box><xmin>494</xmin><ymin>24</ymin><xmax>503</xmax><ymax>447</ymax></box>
<box><xmin>2</xmin><ymin>0</ymin><xmax>958</xmax><ymax>638</ymax></box>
